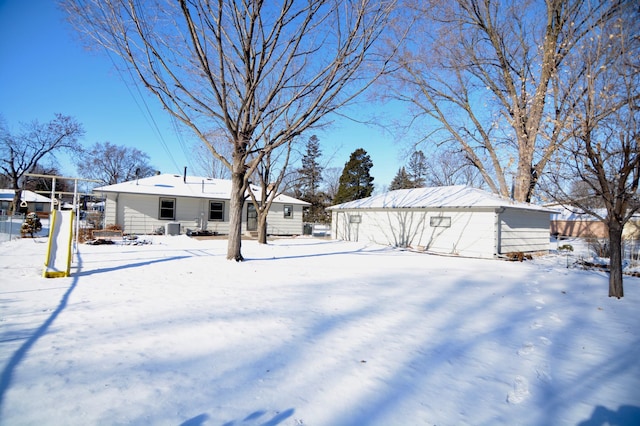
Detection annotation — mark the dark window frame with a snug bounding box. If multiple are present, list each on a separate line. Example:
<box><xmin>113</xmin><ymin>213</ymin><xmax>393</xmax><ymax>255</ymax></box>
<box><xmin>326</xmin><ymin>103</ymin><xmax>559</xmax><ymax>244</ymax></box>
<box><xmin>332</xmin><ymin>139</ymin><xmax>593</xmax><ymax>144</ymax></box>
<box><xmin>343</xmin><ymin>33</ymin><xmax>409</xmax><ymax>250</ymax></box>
<box><xmin>159</xmin><ymin>197</ymin><xmax>176</xmax><ymax>220</ymax></box>
<box><xmin>283</xmin><ymin>204</ymin><xmax>293</xmax><ymax>219</ymax></box>
<box><xmin>209</xmin><ymin>200</ymin><xmax>225</xmax><ymax>221</ymax></box>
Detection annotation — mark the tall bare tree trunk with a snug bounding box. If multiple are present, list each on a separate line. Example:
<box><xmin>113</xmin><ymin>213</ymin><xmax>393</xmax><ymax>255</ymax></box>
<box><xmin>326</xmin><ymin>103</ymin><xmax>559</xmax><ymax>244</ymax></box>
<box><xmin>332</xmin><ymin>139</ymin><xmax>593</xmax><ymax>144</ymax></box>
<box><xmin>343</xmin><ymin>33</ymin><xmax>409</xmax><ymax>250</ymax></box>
<box><xmin>10</xmin><ymin>187</ymin><xmax>21</xmax><ymax>216</ymax></box>
<box><xmin>257</xmin><ymin>210</ymin><xmax>268</xmax><ymax>244</ymax></box>
<box><xmin>227</xmin><ymin>162</ymin><xmax>246</xmax><ymax>261</ymax></box>
<box><xmin>608</xmin><ymin>222</ymin><xmax>624</xmax><ymax>299</ymax></box>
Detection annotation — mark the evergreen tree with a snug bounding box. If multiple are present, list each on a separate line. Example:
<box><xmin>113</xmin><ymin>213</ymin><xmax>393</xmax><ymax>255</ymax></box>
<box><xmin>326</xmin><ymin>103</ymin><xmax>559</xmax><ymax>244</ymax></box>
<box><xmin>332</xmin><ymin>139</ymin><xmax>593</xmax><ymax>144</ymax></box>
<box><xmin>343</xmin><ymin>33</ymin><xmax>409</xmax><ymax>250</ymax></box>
<box><xmin>298</xmin><ymin>135</ymin><xmax>323</xmax><ymax>199</ymax></box>
<box><xmin>296</xmin><ymin>135</ymin><xmax>328</xmax><ymax>223</ymax></box>
<box><xmin>333</xmin><ymin>148</ymin><xmax>374</xmax><ymax>204</ymax></box>
<box><xmin>407</xmin><ymin>150</ymin><xmax>427</xmax><ymax>188</ymax></box>
<box><xmin>389</xmin><ymin>167</ymin><xmax>414</xmax><ymax>190</ymax></box>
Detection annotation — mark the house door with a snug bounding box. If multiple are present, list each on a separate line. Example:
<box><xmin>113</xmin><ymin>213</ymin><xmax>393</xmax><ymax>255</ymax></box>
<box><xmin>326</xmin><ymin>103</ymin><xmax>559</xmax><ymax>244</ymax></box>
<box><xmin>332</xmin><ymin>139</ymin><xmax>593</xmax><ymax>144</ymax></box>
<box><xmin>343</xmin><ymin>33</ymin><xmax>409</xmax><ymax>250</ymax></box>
<box><xmin>246</xmin><ymin>203</ymin><xmax>258</xmax><ymax>231</ymax></box>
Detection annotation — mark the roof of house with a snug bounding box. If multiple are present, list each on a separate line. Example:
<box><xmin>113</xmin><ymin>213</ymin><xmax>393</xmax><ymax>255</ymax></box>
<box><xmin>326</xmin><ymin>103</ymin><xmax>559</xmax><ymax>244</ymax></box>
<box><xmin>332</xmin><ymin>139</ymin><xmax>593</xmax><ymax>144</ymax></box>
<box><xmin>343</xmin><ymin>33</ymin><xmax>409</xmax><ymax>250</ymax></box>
<box><xmin>93</xmin><ymin>173</ymin><xmax>309</xmax><ymax>205</ymax></box>
<box><xmin>328</xmin><ymin>185</ymin><xmax>556</xmax><ymax>213</ymax></box>
<box><xmin>0</xmin><ymin>189</ymin><xmax>52</xmax><ymax>203</ymax></box>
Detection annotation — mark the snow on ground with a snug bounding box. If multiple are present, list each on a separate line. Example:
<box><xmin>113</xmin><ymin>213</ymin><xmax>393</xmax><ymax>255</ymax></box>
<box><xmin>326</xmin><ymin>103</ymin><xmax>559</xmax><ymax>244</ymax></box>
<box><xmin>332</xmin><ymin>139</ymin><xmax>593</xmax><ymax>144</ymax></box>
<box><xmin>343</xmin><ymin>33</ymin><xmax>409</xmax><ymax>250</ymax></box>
<box><xmin>0</xmin><ymin>233</ymin><xmax>639</xmax><ymax>426</ymax></box>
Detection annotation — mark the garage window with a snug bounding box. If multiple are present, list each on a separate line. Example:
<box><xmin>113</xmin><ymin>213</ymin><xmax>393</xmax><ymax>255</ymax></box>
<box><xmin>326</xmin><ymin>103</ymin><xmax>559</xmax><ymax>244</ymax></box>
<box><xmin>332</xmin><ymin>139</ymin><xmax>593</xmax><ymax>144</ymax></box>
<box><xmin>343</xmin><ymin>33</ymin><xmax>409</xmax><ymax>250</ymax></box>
<box><xmin>430</xmin><ymin>216</ymin><xmax>451</xmax><ymax>227</ymax></box>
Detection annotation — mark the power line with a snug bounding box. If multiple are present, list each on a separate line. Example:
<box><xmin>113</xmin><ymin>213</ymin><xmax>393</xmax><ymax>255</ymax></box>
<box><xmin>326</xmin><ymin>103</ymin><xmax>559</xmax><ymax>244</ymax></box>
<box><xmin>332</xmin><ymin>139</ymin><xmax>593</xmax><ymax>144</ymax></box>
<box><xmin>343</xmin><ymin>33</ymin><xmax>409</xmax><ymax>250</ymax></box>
<box><xmin>103</xmin><ymin>49</ymin><xmax>182</xmax><ymax>173</ymax></box>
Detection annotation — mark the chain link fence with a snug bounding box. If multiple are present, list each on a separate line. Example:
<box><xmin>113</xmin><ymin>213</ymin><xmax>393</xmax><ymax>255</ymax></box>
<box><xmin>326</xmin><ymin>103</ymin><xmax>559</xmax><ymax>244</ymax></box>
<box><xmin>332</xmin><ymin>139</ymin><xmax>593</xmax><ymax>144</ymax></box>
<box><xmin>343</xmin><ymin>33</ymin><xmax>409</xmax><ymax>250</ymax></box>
<box><xmin>0</xmin><ymin>213</ymin><xmax>25</xmax><ymax>243</ymax></box>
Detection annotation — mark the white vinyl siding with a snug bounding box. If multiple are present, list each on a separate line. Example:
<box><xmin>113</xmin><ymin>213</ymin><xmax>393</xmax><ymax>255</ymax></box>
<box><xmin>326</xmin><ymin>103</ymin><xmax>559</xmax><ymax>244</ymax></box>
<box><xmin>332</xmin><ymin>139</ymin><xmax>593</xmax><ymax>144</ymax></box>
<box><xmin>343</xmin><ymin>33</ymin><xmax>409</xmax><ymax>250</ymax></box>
<box><xmin>498</xmin><ymin>209</ymin><xmax>551</xmax><ymax>254</ymax></box>
<box><xmin>332</xmin><ymin>207</ymin><xmax>550</xmax><ymax>259</ymax></box>
<box><xmin>266</xmin><ymin>203</ymin><xmax>305</xmax><ymax>235</ymax></box>
<box><xmin>103</xmin><ymin>196</ymin><xmax>117</xmax><ymax>228</ymax></box>
<box><xmin>104</xmin><ymin>193</ymin><xmax>305</xmax><ymax>236</ymax></box>
<box><xmin>109</xmin><ymin>194</ymin><xmax>230</xmax><ymax>235</ymax></box>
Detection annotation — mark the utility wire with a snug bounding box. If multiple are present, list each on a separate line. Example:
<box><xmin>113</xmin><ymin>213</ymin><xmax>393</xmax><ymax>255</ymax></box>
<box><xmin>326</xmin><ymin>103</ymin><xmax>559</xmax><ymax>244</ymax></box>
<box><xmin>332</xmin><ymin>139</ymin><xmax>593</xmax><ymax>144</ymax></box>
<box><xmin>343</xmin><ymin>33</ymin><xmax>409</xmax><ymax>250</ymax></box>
<box><xmin>103</xmin><ymin>49</ymin><xmax>182</xmax><ymax>173</ymax></box>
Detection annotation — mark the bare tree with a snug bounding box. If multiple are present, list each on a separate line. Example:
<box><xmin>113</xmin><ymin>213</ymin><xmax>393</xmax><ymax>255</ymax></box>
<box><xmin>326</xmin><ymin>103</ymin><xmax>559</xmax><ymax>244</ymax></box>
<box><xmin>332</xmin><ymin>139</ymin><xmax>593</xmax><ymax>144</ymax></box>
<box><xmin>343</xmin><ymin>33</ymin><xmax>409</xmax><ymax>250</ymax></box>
<box><xmin>64</xmin><ymin>0</ymin><xmax>397</xmax><ymax>260</ymax></box>
<box><xmin>322</xmin><ymin>166</ymin><xmax>342</xmax><ymax>202</ymax></box>
<box><xmin>191</xmin><ymin>130</ymin><xmax>232</xmax><ymax>179</ymax></box>
<box><xmin>0</xmin><ymin>114</ymin><xmax>84</xmax><ymax>214</ymax></box>
<box><xmin>24</xmin><ymin>164</ymin><xmax>74</xmax><ymax>195</ymax></box>
<box><xmin>541</xmin><ymin>8</ymin><xmax>640</xmax><ymax>298</ymax></box>
<box><xmin>388</xmin><ymin>0</ymin><xmax>627</xmax><ymax>202</ymax></box>
<box><xmin>423</xmin><ymin>148</ymin><xmax>483</xmax><ymax>188</ymax></box>
<box><xmin>247</xmin><ymin>137</ymin><xmax>293</xmax><ymax>244</ymax></box>
<box><xmin>76</xmin><ymin>141</ymin><xmax>155</xmax><ymax>185</ymax></box>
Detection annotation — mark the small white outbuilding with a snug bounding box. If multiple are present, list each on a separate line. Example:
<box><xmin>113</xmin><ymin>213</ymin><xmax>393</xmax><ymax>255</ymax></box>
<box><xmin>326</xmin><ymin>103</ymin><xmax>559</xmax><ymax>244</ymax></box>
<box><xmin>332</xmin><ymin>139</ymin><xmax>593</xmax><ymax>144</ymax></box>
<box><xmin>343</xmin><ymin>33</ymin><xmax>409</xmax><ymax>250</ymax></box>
<box><xmin>328</xmin><ymin>185</ymin><xmax>556</xmax><ymax>259</ymax></box>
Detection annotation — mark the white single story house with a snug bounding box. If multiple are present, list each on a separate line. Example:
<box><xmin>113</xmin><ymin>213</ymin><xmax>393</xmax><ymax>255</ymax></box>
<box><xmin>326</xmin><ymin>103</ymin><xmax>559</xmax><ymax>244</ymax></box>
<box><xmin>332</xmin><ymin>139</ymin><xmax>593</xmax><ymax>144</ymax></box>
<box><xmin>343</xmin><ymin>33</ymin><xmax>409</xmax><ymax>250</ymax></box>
<box><xmin>93</xmin><ymin>173</ymin><xmax>309</xmax><ymax>236</ymax></box>
<box><xmin>328</xmin><ymin>185</ymin><xmax>557</xmax><ymax>259</ymax></box>
<box><xmin>0</xmin><ymin>189</ymin><xmax>53</xmax><ymax>217</ymax></box>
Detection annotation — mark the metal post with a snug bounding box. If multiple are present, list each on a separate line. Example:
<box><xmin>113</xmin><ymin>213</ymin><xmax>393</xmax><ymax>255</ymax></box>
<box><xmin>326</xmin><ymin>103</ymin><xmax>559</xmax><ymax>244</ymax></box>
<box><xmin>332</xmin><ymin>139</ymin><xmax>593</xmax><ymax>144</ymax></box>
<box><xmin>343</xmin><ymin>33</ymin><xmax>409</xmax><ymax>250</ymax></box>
<box><xmin>73</xmin><ymin>179</ymin><xmax>80</xmax><ymax>258</ymax></box>
<box><xmin>50</xmin><ymin>177</ymin><xmax>56</xmax><ymax>212</ymax></box>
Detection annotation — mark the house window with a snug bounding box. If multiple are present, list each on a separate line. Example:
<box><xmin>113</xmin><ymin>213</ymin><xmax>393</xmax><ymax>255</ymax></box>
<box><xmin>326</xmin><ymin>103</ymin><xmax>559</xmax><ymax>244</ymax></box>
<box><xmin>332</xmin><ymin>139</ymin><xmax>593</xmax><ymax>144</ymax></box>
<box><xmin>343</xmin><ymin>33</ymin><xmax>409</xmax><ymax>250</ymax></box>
<box><xmin>430</xmin><ymin>216</ymin><xmax>451</xmax><ymax>227</ymax></box>
<box><xmin>159</xmin><ymin>198</ymin><xmax>176</xmax><ymax>220</ymax></box>
<box><xmin>283</xmin><ymin>205</ymin><xmax>293</xmax><ymax>219</ymax></box>
<box><xmin>209</xmin><ymin>201</ymin><xmax>224</xmax><ymax>221</ymax></box>
<box><xmin>349</xmin><ymin>215</ymin><xmax>362</xmax><ymax>223</ymax></box>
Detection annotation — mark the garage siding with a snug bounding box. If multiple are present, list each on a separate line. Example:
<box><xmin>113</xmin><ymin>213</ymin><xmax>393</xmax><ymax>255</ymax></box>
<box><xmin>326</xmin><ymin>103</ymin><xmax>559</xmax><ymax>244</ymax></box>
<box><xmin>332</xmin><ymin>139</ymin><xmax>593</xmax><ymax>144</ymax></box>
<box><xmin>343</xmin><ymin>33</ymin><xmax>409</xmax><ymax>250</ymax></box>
<box><xmin>498</xmin><ymin>209</ymin><xmax>550</xmax><ymax>254</ymax></box>
<box><xmin>332</xmin><ymin>209</ymin><xmax>498</xmax><ymax>258</ymax></box>
<box><xmin>332</xmin><ymin>207</ymin><xmax>551</xmax><ymax>258</ymax></box>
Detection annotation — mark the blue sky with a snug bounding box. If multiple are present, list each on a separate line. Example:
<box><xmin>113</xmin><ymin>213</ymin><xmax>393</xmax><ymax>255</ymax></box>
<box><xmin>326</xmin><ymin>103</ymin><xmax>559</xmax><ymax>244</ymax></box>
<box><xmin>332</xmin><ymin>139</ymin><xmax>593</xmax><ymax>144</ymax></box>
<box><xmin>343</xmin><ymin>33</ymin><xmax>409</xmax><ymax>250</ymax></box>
<box><xmin>0</xmin><ymin>0</ymin><xmax>406</xmax><ymax>190</ymax></box>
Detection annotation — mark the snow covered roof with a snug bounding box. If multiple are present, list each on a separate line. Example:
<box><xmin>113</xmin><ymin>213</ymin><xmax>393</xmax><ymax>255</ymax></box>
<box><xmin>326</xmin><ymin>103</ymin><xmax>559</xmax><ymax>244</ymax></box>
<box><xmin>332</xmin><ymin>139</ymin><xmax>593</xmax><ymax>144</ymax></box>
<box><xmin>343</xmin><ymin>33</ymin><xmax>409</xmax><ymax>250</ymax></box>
<box><xmin>93</xmin><ymin>173</ymin><xmax>309</xmax><ymax>205</ymax></box>
<box><xmin>328</xmin><ymin>185</ymin><xmax>556</xmax><ymax>213</ymax></box>
<box><xmin>0</xmin><ymin>189</ymin><xmax>52</xmax><ymax>203</ymax></box>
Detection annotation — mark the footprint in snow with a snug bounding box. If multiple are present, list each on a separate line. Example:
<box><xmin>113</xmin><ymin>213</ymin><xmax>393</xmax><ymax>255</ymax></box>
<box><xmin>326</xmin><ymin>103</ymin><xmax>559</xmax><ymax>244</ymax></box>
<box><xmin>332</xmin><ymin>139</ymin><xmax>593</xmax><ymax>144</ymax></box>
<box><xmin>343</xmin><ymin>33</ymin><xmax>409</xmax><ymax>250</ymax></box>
<box><xmin>539</xmin><ymin>336</ymin><xmax>552</xmax><ymax>346</ymax></box>
<box><xmin>517</xmin><ymin>342</ymin><xmax>535</xmax><ymax>356</ymax></box>
<box><xmin>507</xmin><ymin>376</ymin><xmax>530</xmax><ymax>404</ymax></box>
<box><xmin>549</xmin><ymin>313</ymin><xmax>562</xmax><ymax>323</ymax></box>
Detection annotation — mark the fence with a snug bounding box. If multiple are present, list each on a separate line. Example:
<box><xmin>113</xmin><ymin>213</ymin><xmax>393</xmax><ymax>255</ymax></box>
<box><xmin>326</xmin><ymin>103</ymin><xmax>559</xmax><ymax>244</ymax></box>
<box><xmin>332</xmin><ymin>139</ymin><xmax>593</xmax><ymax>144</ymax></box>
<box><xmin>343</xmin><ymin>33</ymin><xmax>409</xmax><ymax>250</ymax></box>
<box><xmin>580</xmin><ymin>237</ymin><xmax>640</xmax><ymax>269</ymax></box>
<box><xmin>623</xmin><ymin>239</ymin><xmax>640</xmax><ymax>268</ymax></box>
<box><xmin>0</xmin><ymin>214</ymin><xmax>26</xmax><ymax>243</ymax></box>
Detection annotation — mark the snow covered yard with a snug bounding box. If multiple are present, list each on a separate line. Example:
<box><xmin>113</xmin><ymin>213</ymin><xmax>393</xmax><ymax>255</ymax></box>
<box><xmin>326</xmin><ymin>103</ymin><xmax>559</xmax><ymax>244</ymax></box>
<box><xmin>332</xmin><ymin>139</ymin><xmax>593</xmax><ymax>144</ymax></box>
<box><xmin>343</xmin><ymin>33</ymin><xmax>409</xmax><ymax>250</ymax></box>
<box><xmin>0</xmin><ymin>235</ymin><xmax>639</xmax><ymax>426</ymax></box>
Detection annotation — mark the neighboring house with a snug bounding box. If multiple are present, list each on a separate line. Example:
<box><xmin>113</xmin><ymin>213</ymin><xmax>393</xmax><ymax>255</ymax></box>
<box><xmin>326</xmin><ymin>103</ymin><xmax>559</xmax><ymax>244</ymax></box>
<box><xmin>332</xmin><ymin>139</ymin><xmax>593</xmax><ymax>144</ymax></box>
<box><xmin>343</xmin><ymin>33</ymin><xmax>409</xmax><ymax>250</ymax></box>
<box><xmin>550</xmin><ymin>207</ymin><xmax>640</xmax><ymax>240</ymax></box>
<box><xmin>93</xmin><ymin>173</ymin><xmax>309</xmax><ymax>236</ymax></box>
<box><xmin>328</xmin><ymin>185</ymin><xmax>556</xmax><ymax>259</ymax></box>
<box><xmin>0</xmin><ymin>189</ymin><xmax>53</xmax><ymax>217</ymax></box>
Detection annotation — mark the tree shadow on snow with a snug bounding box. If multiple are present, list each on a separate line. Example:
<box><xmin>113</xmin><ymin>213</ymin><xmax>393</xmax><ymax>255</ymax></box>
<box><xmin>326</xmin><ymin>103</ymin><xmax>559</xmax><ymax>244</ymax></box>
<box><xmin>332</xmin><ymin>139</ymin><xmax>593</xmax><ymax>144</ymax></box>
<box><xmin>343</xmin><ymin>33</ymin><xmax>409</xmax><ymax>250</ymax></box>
<box><xmin>243</xmin><ymin>245</ymin><xmax>392</xmax><ymax>262</ymax></box>
<box><xmin>73</xmin><ymin>255</ymin><xmax>191</xmax><ymax>277</ymax></box>
<box><xmin>577</xmin><ymin>405</ymin><xmax>640</xmax><ymax>426</ymax></box>
<box><xmin>219</xmin><ymin>408</ymin><xmax>295</xmax><ymax>426</ymax></box>
<box><xmin>0</xmin><ymin>254</ymin><xmax>82</xmax><ymax>414</ymax></box>
<box><xmin>0</xmin><ymin>250</ymin><xmax>192</xmax><ymax>415</ymax></box>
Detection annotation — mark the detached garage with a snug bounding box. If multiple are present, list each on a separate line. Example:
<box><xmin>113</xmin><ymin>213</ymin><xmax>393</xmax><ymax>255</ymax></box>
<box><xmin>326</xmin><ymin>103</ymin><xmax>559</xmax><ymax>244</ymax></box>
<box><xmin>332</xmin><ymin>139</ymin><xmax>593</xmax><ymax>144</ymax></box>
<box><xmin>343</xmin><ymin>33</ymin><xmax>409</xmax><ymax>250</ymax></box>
<box><xmin>328</xmin><ymin>185</ymin><xmax>556</xmax><ymax>259</ymax></box>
